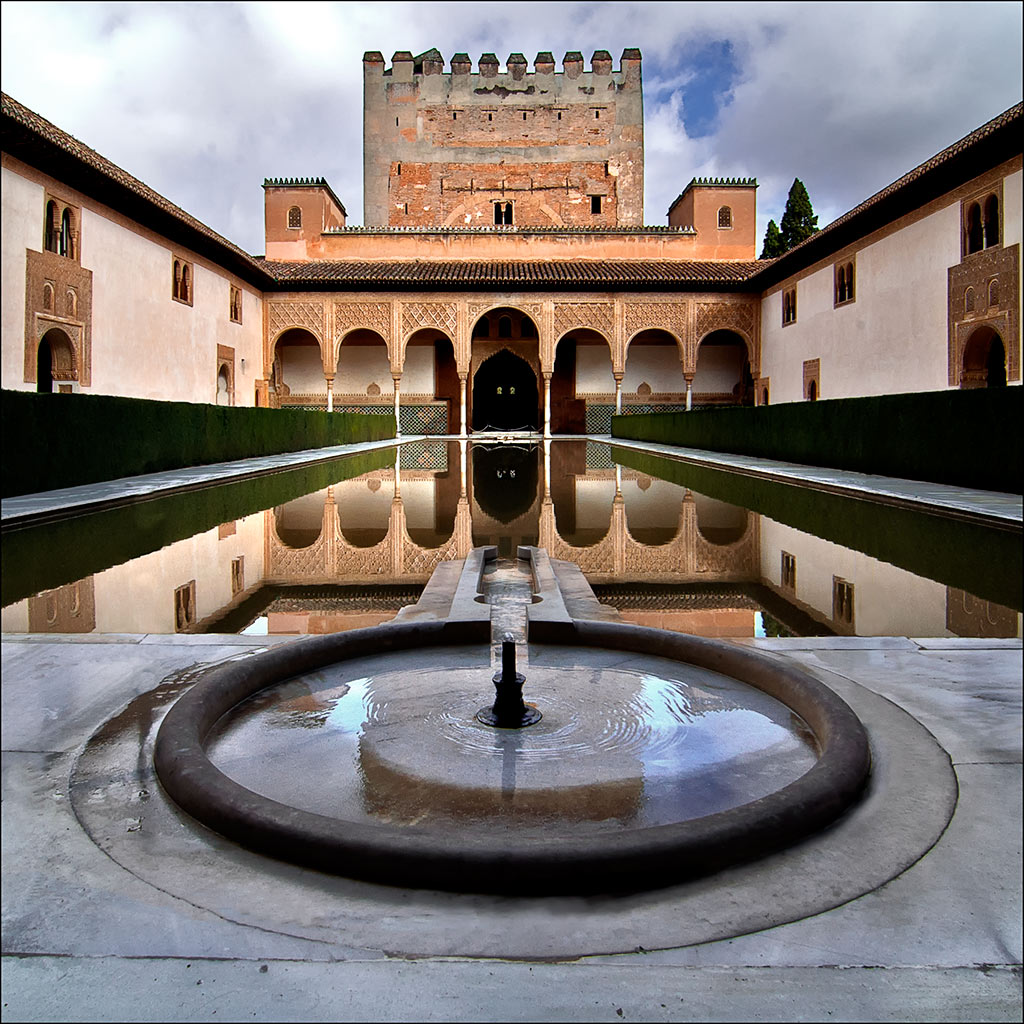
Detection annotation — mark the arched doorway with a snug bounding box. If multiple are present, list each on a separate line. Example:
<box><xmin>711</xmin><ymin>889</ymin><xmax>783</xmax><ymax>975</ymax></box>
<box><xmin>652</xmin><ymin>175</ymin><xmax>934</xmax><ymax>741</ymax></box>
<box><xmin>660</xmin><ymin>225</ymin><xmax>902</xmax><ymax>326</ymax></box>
<box><xmin>273</xmin><ymin>328</ymin><xmax>323</xmax><ymax>407</ymax></box>
<box><xmin>551</xmin><ymin>330</ymin><xmax>613</xmax><ymax>434</ymax></box>
<box><xmin>37</xmin><ymin>328</ymin><xmax>75</xmax><ymax>393</ymax></box>
<box><xmin>961</xmin><ymin>326</ymin><xmax>1007</xmax><ymax>388</ymax></box>
<box><xmin>472</xmin><ymin>350</ymin><xmax>539</xmax><ymax>431</ymax></box>
<box><xmin>694</xmin><ymin>331</ymin><xmax>753</xmax><ymax>406</ymax></box>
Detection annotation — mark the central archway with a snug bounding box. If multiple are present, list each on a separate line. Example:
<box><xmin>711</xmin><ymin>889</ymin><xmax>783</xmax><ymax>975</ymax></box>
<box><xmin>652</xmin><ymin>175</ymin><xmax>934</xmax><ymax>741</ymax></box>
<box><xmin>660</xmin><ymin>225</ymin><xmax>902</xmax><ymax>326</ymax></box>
<box><xmin>472</xmin><ymin>350</ymin><xmax>539</xmax><ymax>431</ymax></box>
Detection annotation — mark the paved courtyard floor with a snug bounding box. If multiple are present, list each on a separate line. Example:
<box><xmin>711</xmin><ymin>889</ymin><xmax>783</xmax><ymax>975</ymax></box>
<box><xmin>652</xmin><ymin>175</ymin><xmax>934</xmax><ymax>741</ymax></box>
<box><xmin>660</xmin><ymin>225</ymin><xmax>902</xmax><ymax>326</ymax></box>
<box><xmin>2</xmin><ymin>632</ymin><xmax>1020</xmax><ymax>1022</ymax></box>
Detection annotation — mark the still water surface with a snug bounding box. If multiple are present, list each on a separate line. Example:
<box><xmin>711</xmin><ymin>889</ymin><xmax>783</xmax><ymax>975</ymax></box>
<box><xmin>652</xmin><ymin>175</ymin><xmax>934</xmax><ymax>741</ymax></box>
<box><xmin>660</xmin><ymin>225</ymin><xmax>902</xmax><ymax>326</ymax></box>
<box><xmin>2</xmin><ymin>439</ymin><xmax>1020</xmax><ymax>639</ymax></box>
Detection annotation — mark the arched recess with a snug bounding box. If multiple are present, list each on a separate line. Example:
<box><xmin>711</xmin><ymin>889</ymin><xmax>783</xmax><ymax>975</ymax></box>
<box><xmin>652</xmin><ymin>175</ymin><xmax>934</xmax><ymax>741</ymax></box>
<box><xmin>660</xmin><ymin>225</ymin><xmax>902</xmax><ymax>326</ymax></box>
<box><xmin>552</xmin><ymin>329</ymin><xmax>613</xmax><ymax>434</ymax></box>
<box><xmin>405</xmin><ymin>327</ymin><xmax>458</xmax><ymax>433</ymax></box>
<box><xmin>37</xmin><ymin>328</ymin><xmax>76</xmax><ymax>393</ymax></box>
<box><xmin>623</xmin><ymin>476</ymin><xmax>687</xmax><ymax>545</ymax></box>
<box><xmin>216</xmin><ymin>364</ymin><xmax>232</xmax><ymax>406</ymax></box>
<box><xmin>961</xmin><ymin>326</ymin><xmax>1007</xmax><ymax>389</ymax></box>
<box><xmin>272</xmin><ymin>328</ymin><xmax>324</xmax><ymax>406</ymax></box>
<box><xmin>694</xmin><ymin>330</ymin><xmax>754</xmax><ymax>407</ymax></box>
<box><xmin>694</xmin><ymin>494</ymin><xmax>749</xmax><ymax>545</ymax></box>
<box><xmin>404</xmin><ymin>446</ymin><xmax>459</xmax><ymax>547</ymax></box>
<box><xmin>623</xmin><ymin>329</ymin><xmax>685</xmax><ymax>410</ymax></box>
<box><xmin>335</xmin><ymin>328</ymin><xmax>391</xmax><ymax>409</ymax></box>
<box><xmin>470</xmin><ymin>307</ymin><xmax>541</xmax><ymax>431</ymax></box>
<box><xmin>337</xmin><ymin>472</ymin><xmax>395</xmax><ymax>548</ymax></box>
<box><xmin>550</xmin><ymin>440</ymin><xmax>612</xmax><ymax>545</ymax></box>
<box><xmin>273</xmin><ymin>491</ymin><xmax>327</xmax><ymax>549</ymax></box>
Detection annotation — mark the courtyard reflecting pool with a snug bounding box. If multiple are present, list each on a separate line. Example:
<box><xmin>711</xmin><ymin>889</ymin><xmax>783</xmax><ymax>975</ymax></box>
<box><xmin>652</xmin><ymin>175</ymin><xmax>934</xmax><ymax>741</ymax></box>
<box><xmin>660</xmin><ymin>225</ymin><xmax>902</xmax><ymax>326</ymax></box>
<box><xmin>2</xmin><ymin>440</ymin><xmax>1020</xmax><ymax>639</ymax></box>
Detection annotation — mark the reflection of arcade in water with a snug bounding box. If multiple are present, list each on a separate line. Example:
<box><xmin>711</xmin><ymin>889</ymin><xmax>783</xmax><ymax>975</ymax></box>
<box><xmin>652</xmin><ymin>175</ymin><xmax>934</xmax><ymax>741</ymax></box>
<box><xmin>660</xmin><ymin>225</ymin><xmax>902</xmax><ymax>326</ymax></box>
<box><xmin>266</xmin><ymin>440</ymin><xmax>759</xmax><ymax>586</ymax></box>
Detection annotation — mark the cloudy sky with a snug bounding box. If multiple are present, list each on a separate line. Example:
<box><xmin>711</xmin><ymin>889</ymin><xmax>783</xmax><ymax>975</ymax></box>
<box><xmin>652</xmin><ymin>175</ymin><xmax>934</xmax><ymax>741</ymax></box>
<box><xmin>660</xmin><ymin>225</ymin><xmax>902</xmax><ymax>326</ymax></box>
<box><xmin>2</xmin><ymin>2</ymin><xmax>1021</xmax><ymax>255</ymax></box>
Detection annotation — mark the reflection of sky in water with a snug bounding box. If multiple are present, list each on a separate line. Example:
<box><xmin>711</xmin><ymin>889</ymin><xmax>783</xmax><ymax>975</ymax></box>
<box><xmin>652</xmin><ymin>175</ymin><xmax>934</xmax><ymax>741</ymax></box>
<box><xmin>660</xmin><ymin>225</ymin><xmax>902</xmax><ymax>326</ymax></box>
<box><xmin>325</xmin><ymin>676</ymin><xmax>372</xmax><ymax>734</ymax></box>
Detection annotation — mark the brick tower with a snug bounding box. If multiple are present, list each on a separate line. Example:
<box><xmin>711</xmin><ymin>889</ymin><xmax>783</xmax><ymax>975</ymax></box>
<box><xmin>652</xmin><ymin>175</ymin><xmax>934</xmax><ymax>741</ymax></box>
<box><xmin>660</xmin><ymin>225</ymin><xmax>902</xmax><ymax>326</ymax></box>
<box><xmin>362</xmin><ymin>48</ymin><xmax>644</xmax><ymax>227</ymax></box>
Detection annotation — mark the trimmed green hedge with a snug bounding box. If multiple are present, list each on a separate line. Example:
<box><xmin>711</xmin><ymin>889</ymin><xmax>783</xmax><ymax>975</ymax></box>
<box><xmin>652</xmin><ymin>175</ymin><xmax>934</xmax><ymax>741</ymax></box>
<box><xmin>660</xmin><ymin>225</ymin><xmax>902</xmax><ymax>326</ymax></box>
<box><xmin>2</xmin><ymin>390</ymin><xmax>396</xmax><ymax>497</ymax></box>
<box><xmin>612</xmin><ymin>388</ymin><xmax>1022</xmax><ymax>493</ymax></box>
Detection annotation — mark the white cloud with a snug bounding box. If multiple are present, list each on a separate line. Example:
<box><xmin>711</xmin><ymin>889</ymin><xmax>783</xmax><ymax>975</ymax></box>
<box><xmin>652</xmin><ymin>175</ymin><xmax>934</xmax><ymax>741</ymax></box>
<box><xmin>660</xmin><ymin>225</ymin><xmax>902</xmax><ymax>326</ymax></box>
<box><xmin>2</xmin><ymin>1</ymin><xmax>1020</xmax><ymax>253</ymax></box>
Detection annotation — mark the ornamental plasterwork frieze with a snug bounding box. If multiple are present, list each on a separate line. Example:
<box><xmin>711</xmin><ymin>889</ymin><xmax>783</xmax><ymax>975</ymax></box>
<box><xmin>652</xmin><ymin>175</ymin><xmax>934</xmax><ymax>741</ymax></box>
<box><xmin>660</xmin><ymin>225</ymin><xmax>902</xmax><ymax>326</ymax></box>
<box><xmin>332</xmin><ymin>300</ymin><xmax>392</xmax><ymax>345</ymax></box>
<box><xmin>695</xmin><ymin>299</ymin><xmax>760</xmax><ymax>373</ymax></box>
<box><xmin>623</xmin><ymin>301</ymin><xmax>690</xmax><ymax>366</ymax></box>
<box><xmin>267</xmin><ymin>300</ymin><xmax>326</xmax><ymax>343</ymax></box>
<box><xmin>402</xmin><ymin>302</ymin><xmax>458</xmax><ymax>341</ymax></box>
<box><xmin>947</xmin><ymin>242</ymin><xmax>1019</xmax><ymax>384</ymax></box>
<box><xmin>553</xmin><ymin>302</ymin><xmax>615</xmax><ymax>340</ymax></box>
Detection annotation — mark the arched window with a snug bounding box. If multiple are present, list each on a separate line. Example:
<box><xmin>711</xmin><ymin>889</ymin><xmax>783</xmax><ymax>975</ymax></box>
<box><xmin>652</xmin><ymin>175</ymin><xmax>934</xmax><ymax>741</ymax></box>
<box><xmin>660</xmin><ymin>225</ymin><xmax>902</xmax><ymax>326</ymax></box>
<box><xmin>988</xmin><ymin>278</ymin><xmax>999</xmax><ymax>307</ymax></box>
<box><xmin>966</xmin><ymin>202</ymin><xmax>983</xmax><ymax>254</ymax></box>
<box><xmin>984</xmin><ymin>195</ymin><xmax>999</xmax><ymax>248</ymax></box>
<box><xmin>42</xmin><ymin>282</ymin><xmax>54</xmax><ymax>311</ymax></box>
<box><xmin>181</xmin><ymin>264</ymin><xmax>190</xmax><ymax>303</ymax></box>
<box><xmin>718</xmin><ymin>206</ymin><xmax>732</xmax><ymax>229</ymax></box>
<box><xmin>782</xmin><ymin>289</ymin><xmax>797</xmax><ymax>324</ymax></box>
<box><xmin>964</xmin><ymin>286</ymin><xmax>975</xmax><ymax>313</ymax></box>
<box><xmin>66</xmin><ymin>289</ymin><xmax>77</xmax><ymax>317</ymax></box>
<box><xmin>498</xmin><ymin>315</ymin><xmax>513</xmax><ymax>339</ymax></box>
<box><xmin>761</xmin><ymin>387</ymin><xmax>769</xmax><ymax>406</ymax></box>
<box><xmin>288</xmin><ymin>206</ymin><xmax>302</xmax><ymax>228</ymax></box>
<box><xmin>173</xmin><ymin>260</ymin><xmax>182</xmax><ymax>300</ymax></box>
<box><xmin>44</xmin><ymin>200</ymin><xmax>58</xmax><ymax>253</ymax></box>
<box><xmin>59</xmin><ymin>208</ymin><xmax>73</xmax><ymax>258</ymax></box>
<box><xmin>502</xmin><ymin>202</ymin><xmax>513</xmax><ymax>225</ymax></box>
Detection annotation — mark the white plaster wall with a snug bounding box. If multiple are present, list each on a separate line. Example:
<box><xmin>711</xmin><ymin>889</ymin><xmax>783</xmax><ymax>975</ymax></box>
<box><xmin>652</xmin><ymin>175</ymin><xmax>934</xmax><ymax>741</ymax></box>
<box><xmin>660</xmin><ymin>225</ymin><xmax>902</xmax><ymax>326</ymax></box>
<box><xmin>760</xmin><ymin>201</ymin><xmax>962</xmax><ymax>403</ymax></box>
<box><xmin>93</xmin><ymin>510</ymin><xmax>265</xmax><ymax>632</ymax></box>
<box><xmin>403</xmin><ymin>345</ymin><xmax>435</xmax><ymax>394</ymax></box>
<box><xmin>401</xmin><ymin>480</ymin><xmax>437</xmax><ymax>530</ymax></box>
<box><xmin>693</xmin><ymin>343</ymin><xmax>744</xmax><ymax>393</ymax></box>
<box><xmin>337</xmin><ymin>345</ymin><xmax>393</xmax><ymax>394</ymax></box>
<box><xmin>335</xmin><ymin>477</ymin><xmax>396</xmax><ymax>532</ymax></box>
<box><xmin>576</xmin><ymin>346</ymin><xmax>615</xmax><ymax>393</ymax></box>
<box><xmin>83</xmin><ymin>207</ymin><xmax>263</xmax><ymax>404</ymax></box>
<box><xmin>573</xmin><ymin>479</ymin><xmax>616</xmax><ymax>530</ymax></box>
<box><xmin>0</xmin><ymin>600</ymin><xmax>30</xmax><ymax>631</ymax></box>
<box><xmin>759</xmin><ymin>517</ymin><xmax>949</xmax><ymax>635</ymax></box>
<box><xmin>623</xmin><ymin>346</ymin><xmax>684</xmax><ymax>393</ymax></box>
<box><xmin>275</xmin><ymin>489</ymin><xmax>328</xmax><ymax>535</ymax></box>
<box><xmin>1</xmin><ymin>165</ymin><xmax>44</xmax><ymax>390</ymax></box>
<box><xmin>280</xmin><ymin>344</ymin><xmax>325</xmax><ymax>393</ymax></box>
<box><xmin>622</xmin><ymin>479</ymin><xmax>686</xmax><ymax>531</ymax></box>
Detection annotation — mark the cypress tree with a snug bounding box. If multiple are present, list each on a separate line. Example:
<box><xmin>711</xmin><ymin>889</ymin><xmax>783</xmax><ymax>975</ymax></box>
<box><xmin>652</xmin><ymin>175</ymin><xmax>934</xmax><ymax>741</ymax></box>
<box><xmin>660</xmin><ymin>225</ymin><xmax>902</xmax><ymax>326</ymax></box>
<box><xmin>779</xmin><ymin>178</ymin><xmax>818</xmax><ymax>249</ymax></box>
<box><xmin>760</xmin><ymin>218</ymin><xmax>785</xmax><ymax>259</ymax></box>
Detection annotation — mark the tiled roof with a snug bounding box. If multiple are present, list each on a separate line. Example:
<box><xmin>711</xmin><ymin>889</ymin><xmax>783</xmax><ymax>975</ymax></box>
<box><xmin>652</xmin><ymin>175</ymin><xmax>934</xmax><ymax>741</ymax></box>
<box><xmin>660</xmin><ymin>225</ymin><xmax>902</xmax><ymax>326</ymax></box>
<box><xmin>750</xmin><ymin>101</ymin><xmax>1022</xmax><ymax>284</ymax></box>
<box><xmin>2</xmin><ymin>92</ymin><xmax>272</xmax><ymax>286</ymax></box>
<box><xmin>262</xmin><ymin>259</ymin><xmax>763</xmax><ymax>288</ymax></box>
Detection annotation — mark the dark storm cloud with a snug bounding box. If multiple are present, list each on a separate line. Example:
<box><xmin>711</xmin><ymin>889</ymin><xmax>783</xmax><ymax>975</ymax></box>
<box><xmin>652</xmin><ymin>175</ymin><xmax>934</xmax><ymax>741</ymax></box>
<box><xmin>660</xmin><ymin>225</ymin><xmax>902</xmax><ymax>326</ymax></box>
<box><xmin>2</xmin><ymin>2</ymin><xmax>1020</xmax><ymax>253</ymax></box>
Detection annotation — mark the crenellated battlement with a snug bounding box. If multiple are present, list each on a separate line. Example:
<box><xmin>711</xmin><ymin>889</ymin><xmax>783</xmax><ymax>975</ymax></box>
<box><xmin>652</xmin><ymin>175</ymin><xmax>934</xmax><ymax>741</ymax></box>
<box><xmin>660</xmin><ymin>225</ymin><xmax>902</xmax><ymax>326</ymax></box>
<box><xmin>362</xmin><ymin>47</ymin><xmax>644</xmax><ymax>227</ymax></box>
<box><xmin>363</xmin><ymin>48</ymin><xmax>641</xmax><ymax>81</ymax></box>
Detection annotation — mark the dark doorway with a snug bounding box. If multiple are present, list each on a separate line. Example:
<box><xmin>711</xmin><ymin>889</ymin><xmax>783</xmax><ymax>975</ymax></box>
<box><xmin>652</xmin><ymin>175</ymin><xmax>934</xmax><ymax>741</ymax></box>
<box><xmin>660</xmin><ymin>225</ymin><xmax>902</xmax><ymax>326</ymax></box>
<box><xmin>36</xmin><ymin>339</ymin><xmax>53</xmax><ymax>393</ymax></box>
<box><xmin>472</xmin><ymin>444</ymin><xmax>539</xmax><ymax>524</ymax></box>
<box><xmin>472</xmin><ymin>350</ymin><xmax>539</xmax><ymax>430</ymax></box>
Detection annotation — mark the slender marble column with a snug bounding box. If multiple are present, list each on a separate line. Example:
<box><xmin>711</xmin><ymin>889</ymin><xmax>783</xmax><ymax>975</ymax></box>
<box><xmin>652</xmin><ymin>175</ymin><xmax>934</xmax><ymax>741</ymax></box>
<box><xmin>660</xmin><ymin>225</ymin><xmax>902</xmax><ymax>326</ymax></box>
<box><xmin>614</xmin><ymin>375</ymin><xmax>623</xmax><ymax>415</ymax></box>
<box><xmin>459</xmin><ymin>374</ymin><xmax>468</xmax><ymax>437</ymax></box>
<box><xmin>326</xmin><ymin>376</ymin><xmax>334</xmax><ymax>413</ymax></box>
<box><xmin>543</xmin><ymin>373</ymin><xmax>552</xmax><ymax>438</ymax></box>
<box><xmin>685</xmin><ymin>376</ymin><xmax>693</xmax><ymax>412</ymax></box>
<box><xmin>393</xmin><ymin>375</ymin><xmax>402</xmax><ymax>435</ymax></box>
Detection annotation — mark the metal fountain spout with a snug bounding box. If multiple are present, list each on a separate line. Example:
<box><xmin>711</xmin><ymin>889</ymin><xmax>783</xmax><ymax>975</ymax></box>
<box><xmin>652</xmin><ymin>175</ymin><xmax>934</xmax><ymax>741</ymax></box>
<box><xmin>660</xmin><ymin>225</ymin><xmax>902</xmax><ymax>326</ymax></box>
<box><xmin>477</xmin><ymin>633</ymin><xmax>542</xmax><ymax>728</ymax></box>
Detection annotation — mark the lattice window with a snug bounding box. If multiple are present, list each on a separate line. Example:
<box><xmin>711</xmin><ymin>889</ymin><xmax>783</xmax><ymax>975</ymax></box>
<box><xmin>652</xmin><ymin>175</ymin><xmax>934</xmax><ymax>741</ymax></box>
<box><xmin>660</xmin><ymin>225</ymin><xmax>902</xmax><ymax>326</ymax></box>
<box><xmin>833</xmin><ymin>577</ymin><xmax>855</xmax><ymax>627</ymax></box>
<box><xmin>781</xmin><ymin>552</ymin><xmax>796</xmax><ymax>590</ymax></box>
<box><xmin>174</xmin><ymin>581</ymin><xmax>196</xmax><ymax>632</ymax></box>
<box><xmin>782</xmin><ymin>289</ymin><xmax>797</xmax><ymax>325</ymax></box>
<box><xmin>718</xmin><ymin>206</ymin><xmax>732</xmax><ymax>229</ymax></box>
<box><xmin>288</xmin><ymin>206</ymin><xmax>302</xmax><ymax>228</ymax></box>
<box><xmin>231</xmin><ymin>557</ymin><xmax>244</xmax><ymax>596</ymax></box>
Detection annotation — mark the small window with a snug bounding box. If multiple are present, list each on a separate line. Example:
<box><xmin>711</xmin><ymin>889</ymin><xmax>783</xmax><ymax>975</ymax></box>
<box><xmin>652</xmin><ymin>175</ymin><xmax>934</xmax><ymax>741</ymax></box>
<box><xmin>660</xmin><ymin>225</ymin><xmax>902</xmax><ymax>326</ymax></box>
<box><xmin>174</xmin><ymin>581</ymin><xmax>197</xmax><ymax>632</ymax></box>
<box><xmin>988</xmin><ymin>278</ymin><xmax>999</xmax><ymax>307</ymax></box>
<box><xmin>494</xmin><ymin>201</ymin><xmax>512</xmax><ymax>226</ymax></box>
<box><xmin>782</xmin><ymin>288</ymin><xmax>797</xmax><ymax>325</ymax></box>
<box><xmin>488</xmin><ymin>113</ymin><xmax>493</xmax><ymax>122</ymax></box>
<box><xmin>984</xmin><ymin>194</ymin><xmax>999</xmax><ymax>248</ymax></box>
<box><xmin>522</xmin><ymin>111</ymin><xmax>527</xmax><ymax>121</ymax></box>
<box><xmin>594</xmin><ymin>109</ymin><xmax>600</xmax><ymax>119</ymax></box>
<box><xmin>833</xmin><ymin>577</ymin><xmax>855</xmax><ymax>626</ymax></box>
<box><xmin>966</xmin><ymin>202</ymin><xmax>983</xmax><ymax>255</ymax></box>
<box><xmin>557</xmin><ymin>111</ymin><xmax>562</xmax><ymax>121</ymax></box>
<box><xmin>781</xmin><ymin>552</ymin><xmax>796</xmax><ymax>590</ymax></box>
<box><xmin>44</xmin><ymin>200</ymin><xmax>58</xmax><ymax>253</ymax></box>
<box><xmin>591</xmin><ymin>195</ymin><xmax>602</xmax><ymax>215</ymax></box>
<box><xmin>834</xmin><ymin>261</ymin><xmax>855</xmax><ymax>305</ymax></box>
<box><xmin>172</xmin><ymin>257</ymin><xmax>194</xmax><ymax>305</ymax></box>
<box><xmin>965</xmin><ymin>286</ymin><xmax>975</xmax><ymax>313</ymax></box>
<box><xmin>229</xmin><ymin>285</ymin><xmax>243</xmax><ymax>324</ymax></box>
<box><xmin>395</xmin><ymin>117</ymin><xmax>399</xmax><ymax>126</ymax></box>
<box><xmin>59</xmin><ymin>208</ymin><xmax>74</xmax><ymax>257</ymax></box>
<box><xmin>718</xmin><ymin>206</ymin><xmax>732</xmax><ymax>229</ymax></box>
<box><xmin>453</xmin><ymin>111</ymin><xmax>457</xmax><ymax>120</ymax></box>
<box><xmin>231</xmin><ymin>556</ymin><xmax>244</xmax><ymax>596</ymax></box>
<box><xmin>287</xmin><ymin>206</ymin><xmax>302</xmax><ymax>228</ymax></box>
<box><xmin>66</xmin><ymin>288</ymin><xmax>77</xmax><ymax>317</ymax></box>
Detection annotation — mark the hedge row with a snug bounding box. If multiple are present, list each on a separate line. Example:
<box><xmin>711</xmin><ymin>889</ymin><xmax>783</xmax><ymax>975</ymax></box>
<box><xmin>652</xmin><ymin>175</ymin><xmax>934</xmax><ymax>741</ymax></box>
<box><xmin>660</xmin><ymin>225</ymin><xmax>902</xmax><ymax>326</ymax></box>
<box><xmin>612</xmin><ymin>387</ymin><xmax>1022</xmax><ymax>493</ymax></box>
<box><xmin>2</xmin><ymin>390</ymin><xmax>396</xmax><ymax>498</ymax></box>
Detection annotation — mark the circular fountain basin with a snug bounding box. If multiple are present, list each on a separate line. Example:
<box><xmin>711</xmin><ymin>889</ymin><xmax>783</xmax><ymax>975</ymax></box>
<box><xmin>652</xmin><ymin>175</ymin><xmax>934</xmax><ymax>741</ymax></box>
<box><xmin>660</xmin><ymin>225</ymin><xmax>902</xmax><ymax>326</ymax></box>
<box><xmin>155</xmin><ymin>620</ymin><xmax>870</xmax><ymax>894</ymax></box>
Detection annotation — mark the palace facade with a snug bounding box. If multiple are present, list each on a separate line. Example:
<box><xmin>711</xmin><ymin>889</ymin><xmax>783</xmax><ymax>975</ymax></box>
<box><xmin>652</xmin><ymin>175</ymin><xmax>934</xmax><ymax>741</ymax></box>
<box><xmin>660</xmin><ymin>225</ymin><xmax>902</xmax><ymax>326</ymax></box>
<box><xmin>2</xmin><ymin>50</ymin><xmax>1021</xmax><ymax>434</ymax></box>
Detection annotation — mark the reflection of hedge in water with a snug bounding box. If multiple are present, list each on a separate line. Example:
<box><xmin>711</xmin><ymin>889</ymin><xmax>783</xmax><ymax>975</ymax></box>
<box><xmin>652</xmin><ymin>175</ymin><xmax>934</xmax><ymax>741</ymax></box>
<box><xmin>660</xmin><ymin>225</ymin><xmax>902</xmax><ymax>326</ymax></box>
<box><xmin>612</xmin><ymin>388</ymin><xmax>1022</xmax><ymax>493</ymax></box>
<box><xmin>2</xmin><ymin>389</ymin><xmax>396</xmax><ymax>497</ymax></box>
<box><xmin>611</xmin><ymin>446</ymin><xmax>1022</xmax><ymax>612</ymax></box>
<box><xmin>2</xmin><ymin>449</ymin><xmax>394</xmax><ymax>608</ymax></box>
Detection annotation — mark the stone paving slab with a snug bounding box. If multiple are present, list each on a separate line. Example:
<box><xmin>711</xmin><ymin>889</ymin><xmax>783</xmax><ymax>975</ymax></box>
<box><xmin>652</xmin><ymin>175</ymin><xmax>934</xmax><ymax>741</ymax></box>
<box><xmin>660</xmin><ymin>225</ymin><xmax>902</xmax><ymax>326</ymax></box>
<box><xmin>603</xmin><ymin>436</ymin><xmax>1023</xmax><ymax>530</ymax></box>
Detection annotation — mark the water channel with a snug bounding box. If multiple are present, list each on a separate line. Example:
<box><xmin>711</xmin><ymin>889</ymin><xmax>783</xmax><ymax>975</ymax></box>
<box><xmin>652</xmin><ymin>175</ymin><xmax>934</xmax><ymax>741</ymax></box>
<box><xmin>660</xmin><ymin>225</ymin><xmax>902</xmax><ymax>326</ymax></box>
<box><xmin>2</xmin><ymin>439</ymin><xmax>1020</xmax><ymax>640</ymax></box>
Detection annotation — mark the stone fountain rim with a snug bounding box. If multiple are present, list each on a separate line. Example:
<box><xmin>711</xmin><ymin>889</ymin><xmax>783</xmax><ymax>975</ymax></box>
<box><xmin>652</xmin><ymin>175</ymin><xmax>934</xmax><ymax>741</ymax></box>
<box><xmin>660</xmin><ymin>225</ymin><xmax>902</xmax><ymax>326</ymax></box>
<box><xmin>154</xmin><ymin>618</ymin><xmax>871</xmax><ymax>895</ymax></box>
